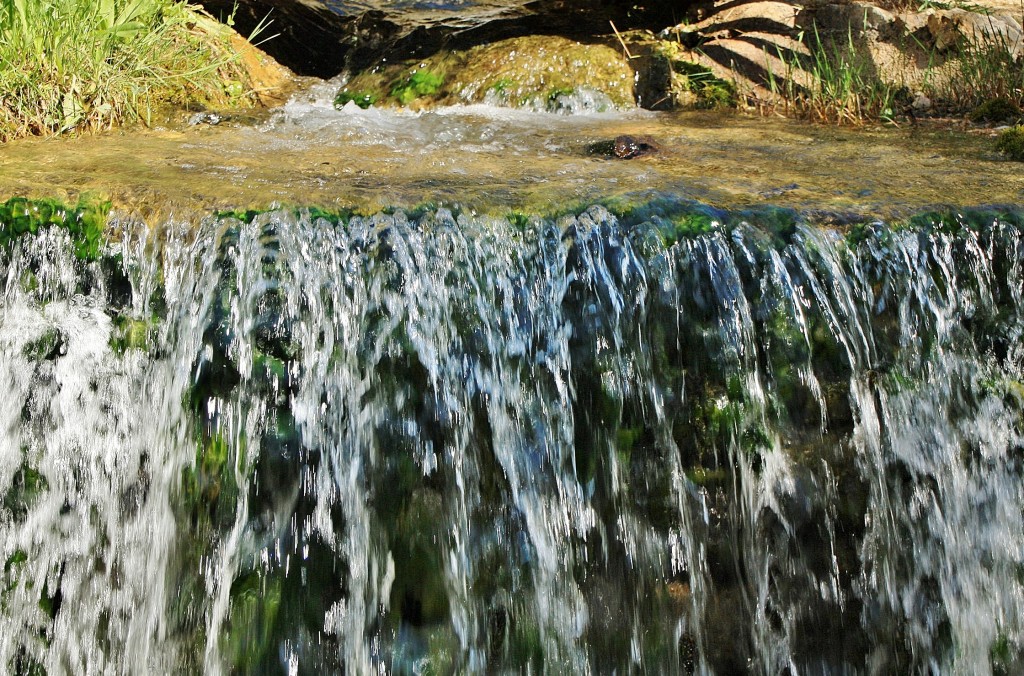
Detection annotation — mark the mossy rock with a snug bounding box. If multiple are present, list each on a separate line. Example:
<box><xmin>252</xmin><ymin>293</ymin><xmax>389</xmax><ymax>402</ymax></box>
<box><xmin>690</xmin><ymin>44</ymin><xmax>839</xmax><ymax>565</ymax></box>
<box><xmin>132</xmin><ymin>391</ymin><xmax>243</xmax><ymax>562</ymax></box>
<box><xmin>2</xmin><ymin>462</ymin><xmax>48</xmax><ymax>523</ymax></box>
<box><xmin>223</xmin><ymin>571</ymin><xmax>283</xmax><ymax>671</ymax></box>
<box><xmin>668</xmin><ymin>54</ymin><xmax>737</xmax><ymax>109</ymax></box>
<box><xmin>969</xmin><ymin>97</ymin><xmax>1021</xmax><ymax>124</ymax></box>
<box><xmin>336</xmin><ymin>35</ymin><xmax>635</xmax><ymax>111</ymax></box>
<box><xmin>109</xmin><ymin>316</ymin><xmax>156</xmax><ymax>354</ymax></box>
<box><xmin>0</xmin><ymin>195</ymin><xmax>109</xmax><ymax>261</ymax></box>
<box><xmin>23</xmin><ymin>328</ymin><xmax>66</xmax><ymax>362</ymax></box>
<box><xmin>996</xmin><ymin>126</ymin><xmax>1024</xmax><ymax>161</ymax></box>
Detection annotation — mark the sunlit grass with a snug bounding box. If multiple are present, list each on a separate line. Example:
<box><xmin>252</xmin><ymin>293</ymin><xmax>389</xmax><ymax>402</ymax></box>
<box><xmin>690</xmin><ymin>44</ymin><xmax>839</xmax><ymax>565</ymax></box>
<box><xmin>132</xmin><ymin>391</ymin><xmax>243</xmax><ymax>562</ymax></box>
<box><xmin>764</xmin><ymin>27</ymin><xmax>901</xmax><ymax>124</ymax></box>
<box><xmin>761</xmin><ymin>19</ymin><xmax>1024</xmax><ymax>125</ymax></box>
<box><xmin>0</xmin><ymin>0</ymin><xmax>258</xmax><ymax>141</ymax></box>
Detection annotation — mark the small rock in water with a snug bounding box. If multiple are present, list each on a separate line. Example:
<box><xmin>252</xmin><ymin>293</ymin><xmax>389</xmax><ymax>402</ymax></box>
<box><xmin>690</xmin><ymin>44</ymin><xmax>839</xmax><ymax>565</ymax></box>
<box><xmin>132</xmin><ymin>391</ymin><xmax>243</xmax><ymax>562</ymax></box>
<box><xmin>188</xmin><ymin>111</ymin><xmax>224</xmax><ymax>126</ymax></box>
<box><xmin>587</xmin><ymin>135</ymin><xmax>660</xmax><ymax>159</ymax></box>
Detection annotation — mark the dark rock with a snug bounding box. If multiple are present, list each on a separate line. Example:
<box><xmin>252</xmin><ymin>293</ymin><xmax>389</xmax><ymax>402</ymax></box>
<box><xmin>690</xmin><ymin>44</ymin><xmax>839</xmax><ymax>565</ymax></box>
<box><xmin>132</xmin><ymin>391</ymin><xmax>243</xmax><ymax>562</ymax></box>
<box><xmin>587</xmin><ymin>135</ymin><xmax>660</xmax><ymax>159</ymax></box>
<box><xmin>197</xmin><ymin>1</ymin><xmax>400</xmax><ymax>78</ymax></box>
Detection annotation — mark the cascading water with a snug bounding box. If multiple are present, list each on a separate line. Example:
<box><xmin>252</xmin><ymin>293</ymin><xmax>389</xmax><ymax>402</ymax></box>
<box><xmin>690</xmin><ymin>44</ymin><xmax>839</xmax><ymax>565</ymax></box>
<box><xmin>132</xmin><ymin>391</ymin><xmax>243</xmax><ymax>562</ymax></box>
<box><xmin>1</xmin><ymin>201</ymin><xmax>1023</xmax><ymax>674</ymax></box>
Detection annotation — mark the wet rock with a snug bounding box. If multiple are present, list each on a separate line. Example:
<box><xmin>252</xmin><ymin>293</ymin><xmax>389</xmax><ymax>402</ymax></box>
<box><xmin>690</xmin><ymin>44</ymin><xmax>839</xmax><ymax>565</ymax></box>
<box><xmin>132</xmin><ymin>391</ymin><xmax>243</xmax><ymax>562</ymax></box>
<box><xmin>23</xmin><ymin>328</ymin><xmax>67</xmax><ymax>362</ymax></box>
<box><xmin>188</xmin><ymin>111</ymin><xmax>224</xmax><ymax>126</ymax></box>
<box><xmin>587</xmin><ymin>135</ymin><xmax>660</xmax><ymax>159</ymax></box>
<box><xmin>337</xmin><ymin>35</ymin><xmax>635</xmax><ymax>111</ymax></box>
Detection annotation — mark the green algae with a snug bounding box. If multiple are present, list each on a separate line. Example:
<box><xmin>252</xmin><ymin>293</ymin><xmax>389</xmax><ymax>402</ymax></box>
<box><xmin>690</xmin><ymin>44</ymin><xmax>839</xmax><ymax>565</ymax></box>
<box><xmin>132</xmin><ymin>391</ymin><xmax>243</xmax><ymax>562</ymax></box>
<box><xmin>2</xmin><ymin>462</ymin><xmax>48</xmax><ymax>524</ymax></box>
<box><xmin>333</xmin><ymin>90</ymin><xmax>379</xmax><ymax>109</ymax></box>
<box><xmin>390</xmin><ymin>69</ymin><xmax>446</xmax><ymax>105</ymax></box>
<box><xmin>109</xmin><ymin>316</ymin><xmax>156</xmax><ymax>354</ymax></box>
<box><xmin>670</xmin><ymin>59</ymin><xmax>737</xmax><ymax>109</ymax></box>
<box><xmin>224</xmin><ymin>571</ymin><xmax>283</xmax><ymax>671</ymax></box>
<box><xmin>22</xmin><ymin>329</ymin><xmax>65</xmax><ymax>362</ymax></box>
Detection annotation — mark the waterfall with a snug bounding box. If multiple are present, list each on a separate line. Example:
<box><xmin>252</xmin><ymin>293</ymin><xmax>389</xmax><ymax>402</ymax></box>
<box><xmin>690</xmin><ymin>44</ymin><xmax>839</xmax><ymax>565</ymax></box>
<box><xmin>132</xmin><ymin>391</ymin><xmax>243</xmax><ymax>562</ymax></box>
<box><xmin>1</xmin><ymin>203</ymin><xmax>1022</xmax><ymax>674</ymax></box>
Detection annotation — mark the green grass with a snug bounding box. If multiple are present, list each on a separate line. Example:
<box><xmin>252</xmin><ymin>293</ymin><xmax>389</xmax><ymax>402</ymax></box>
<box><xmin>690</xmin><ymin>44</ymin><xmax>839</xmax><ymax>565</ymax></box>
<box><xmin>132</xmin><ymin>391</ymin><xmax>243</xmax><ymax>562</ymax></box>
<box><xmin>765</xmin><ymin>27</ymin><xmax>901</xmax><ymax>124</ymax></box>
<box><xmin>928</xmin><ymin>32</ymin><xmax>1024</xmax><ymax>116</ymax></box>
<box><xmin>760</xmin><ymin>20</ymin><xmax>1024</xmax><ymax>125</ymax></box>
<box><xmin>0</xmin><ymin>0</ymin><xmax>257</xmax><ymax>141</ymax></box>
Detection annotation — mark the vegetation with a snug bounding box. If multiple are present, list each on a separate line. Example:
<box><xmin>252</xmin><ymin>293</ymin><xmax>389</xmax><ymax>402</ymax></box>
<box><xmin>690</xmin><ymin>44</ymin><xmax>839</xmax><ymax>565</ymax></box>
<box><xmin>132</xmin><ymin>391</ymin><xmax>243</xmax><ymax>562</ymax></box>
<box><xmin>0</xmin><ymin>195</ymin><xmax>110</xmax><ymax>260</ymax></box>
<box><xmin>0</xmin><ymin>0</ymin><xmax>260</xmax><ymax>141</ymax></box>
<box><xmin>764</xmin><ymin>28</ymin><xmax>901</xmax><ymax>124</ymax></box>
<box><xmin>930</xmin><ymin>32</ymin><xmax>1024</xmax><ymax>116</ymax></box>
<box><xmin>969</xmin><ymin>96</ymin><xmax>1021</xmax><ymax>124</ymax></box>
<box><xmin>750</xmin><ymin>13</ymin><xmax>1024</xmax><ymax>125</ymax></box>
<box><xmin>996</xmin><ymin>126</ymin><xmax>1024</xmax><ymax>161</ymax></box>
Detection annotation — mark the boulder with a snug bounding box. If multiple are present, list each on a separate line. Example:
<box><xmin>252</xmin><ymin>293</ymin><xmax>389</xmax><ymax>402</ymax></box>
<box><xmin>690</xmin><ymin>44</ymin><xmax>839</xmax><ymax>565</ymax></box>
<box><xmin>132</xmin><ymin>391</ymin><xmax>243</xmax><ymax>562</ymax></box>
<box><xmin>335</xmin><ymin>35</ymin><xmax>636</xmax><ymax>111</ymax></box>
<box><xmin>925</xmin><ymin>8</ymin><xmax>1023</xmax><ymax>54</ymax></box>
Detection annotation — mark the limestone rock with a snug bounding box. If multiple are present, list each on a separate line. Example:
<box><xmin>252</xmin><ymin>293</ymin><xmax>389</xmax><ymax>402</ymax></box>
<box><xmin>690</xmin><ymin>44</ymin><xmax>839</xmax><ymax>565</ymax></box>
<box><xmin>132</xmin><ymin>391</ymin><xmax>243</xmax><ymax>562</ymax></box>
<box><xmin>925</xmin><ymin>8</ymin><xmax>1024</xmax><ymax>54</ymax></box>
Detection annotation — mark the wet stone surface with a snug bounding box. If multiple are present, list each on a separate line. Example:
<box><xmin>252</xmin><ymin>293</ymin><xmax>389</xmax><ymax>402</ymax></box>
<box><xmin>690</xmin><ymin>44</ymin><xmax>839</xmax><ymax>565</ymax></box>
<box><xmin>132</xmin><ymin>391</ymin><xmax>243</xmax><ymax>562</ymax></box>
<box><xmin>587</xmin><ymin>135</ymin><xmax>661</xmax><ymax>159</ymax></box>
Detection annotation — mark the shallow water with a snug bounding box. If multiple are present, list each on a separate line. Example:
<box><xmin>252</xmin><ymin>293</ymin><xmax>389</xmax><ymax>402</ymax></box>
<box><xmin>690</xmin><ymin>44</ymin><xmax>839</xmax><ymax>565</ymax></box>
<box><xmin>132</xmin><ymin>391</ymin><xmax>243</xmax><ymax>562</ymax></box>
<box><xmin>0</xmin><ymin>83</ymin><xmax>1019</xmax><ymax>218</ymax></box>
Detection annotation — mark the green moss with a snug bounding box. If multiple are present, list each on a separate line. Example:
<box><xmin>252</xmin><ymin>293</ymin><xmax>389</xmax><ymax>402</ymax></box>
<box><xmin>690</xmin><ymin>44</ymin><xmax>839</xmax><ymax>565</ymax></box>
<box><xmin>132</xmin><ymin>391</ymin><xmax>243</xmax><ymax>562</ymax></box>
<box><xmin>687</xmin><ymin>467</ymin><xmax>728</xmax><ymax>487</ymax></box>
<box><xmin>547</xmin><ymin>86</ymin><xmax>575</xmax><ymax>103</ymax></box>
<box><xmin>391</xmin><ymin>69</ymin><xmax>445</xmax><ymax>105</ymax></box>
<box><xmin>214</xmin><ymin>206</ymin><xmax>356</xmax><ymax>228</ymax></box>
<box><xmin>672</xmin><ymin>61</ymin><xmax>736</xmax><ymax>109</ymax></box>
<box><xmin>844</xmin><ymin>220</ymin><xmax>888</xmax><ymax>248</ymax></box>
<box><xmin>505</xmin><ymin>211</ymin><xmax>532</xmax><ymax>229</ymax></box>
<box><xmin>334</xmin><ymin>89</ymin><xmax>379</xmax><ymax>109</ymax></box>
<box><xmin>996</xmin><ymin>126</ymin><xmax>1024</xmax><ymax>161</ymax></box>
<box><xmin>0</xmin><ymin>195</ymin><xmax>109</xmax><ymax>261</ymax></box>
<box><xmin>109</xmin><ymin>316</ymin><xmax>155</xmax><ymax>354</ymax></box>
<box><xmin>224</xmin><ymin>571</ymin><xmax>283</xmax><ymax>671</ymax></box>
<box><xmin>22</xmin><ymin>328</ymin><xmax>65</xmax><ymax>361</ymax></box>
<box><xmin>180</xmin><ymin>430</ymin><xmax>241</xmax><ymax>532</ymax></box>
<box><xmin>615</xmin><ymin>426</ymin><xmax>643</xmax><ymax>463</ymax></box>
<box><xmin>339</xmin><ymin>35</ymin><xmax>634</xmax><ymax>111</ymax></box>
<box><xmin>991</xmin><ymin>632</ymin><xmax>1021</xmax><ymax>676</ymax></box>
<box><xmin>969</xmin><ymin>96</ymin><xmax>1021</xmax><ymax>123</ymax></box>
<box><xmin>3</xmin><ymin>549</ymin><xmax>29</xmax><ymax>598</ymax></box>
<box><xmin>903</xmin><ymin>208</ymin><xmax>1023</xmax><ymax>236</ymax></box>
<box><xmin>509</xmin><ymin>618</ymin><xmax>544</xmax><ymax>671</ymax></box>
<box><xmin>420</xmin><ymin>627</ymin><xmax>458</xmax><ymax>676</ymax></box>
<box><xmin>3</xmin><ymin>462</ymin><xmax>48</xmax><ymax>523</ymax></box>
<box><xmin>670</xmin><ymin>212</ymin><xmax>718</xmax><ymax>241</ymax></box>
<box><xmin>489</xmin><ymin>78</ymin><xmax>514</xmax><ymax>94</ymax></box>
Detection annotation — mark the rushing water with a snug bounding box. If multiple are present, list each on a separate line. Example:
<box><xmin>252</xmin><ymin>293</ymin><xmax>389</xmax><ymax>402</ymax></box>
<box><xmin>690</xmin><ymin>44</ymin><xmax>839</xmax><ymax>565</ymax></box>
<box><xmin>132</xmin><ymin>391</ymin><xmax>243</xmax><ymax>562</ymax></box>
<box><xmin>1</xmin><ymin>201</ymin><xmax>1023</xmax><ymax>674</ymax></box>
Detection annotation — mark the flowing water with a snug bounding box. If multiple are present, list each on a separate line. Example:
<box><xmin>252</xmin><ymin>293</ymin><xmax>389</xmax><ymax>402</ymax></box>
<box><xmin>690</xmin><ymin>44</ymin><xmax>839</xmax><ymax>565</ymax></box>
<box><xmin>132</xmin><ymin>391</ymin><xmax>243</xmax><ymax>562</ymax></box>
<box><xmin>2</xmin><ymin>67</ymin><xmax>1024</xmax><ymax>675</ymax></box>
<box><xmin>1</xmin><ymin>84</ymin><xmax>1022</xmax><ymax>218</ymax></box>
<box><xmin>2</xmin><ymin>197</ymin><xmax>1023</xmax><ymax>674</ymax></box>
